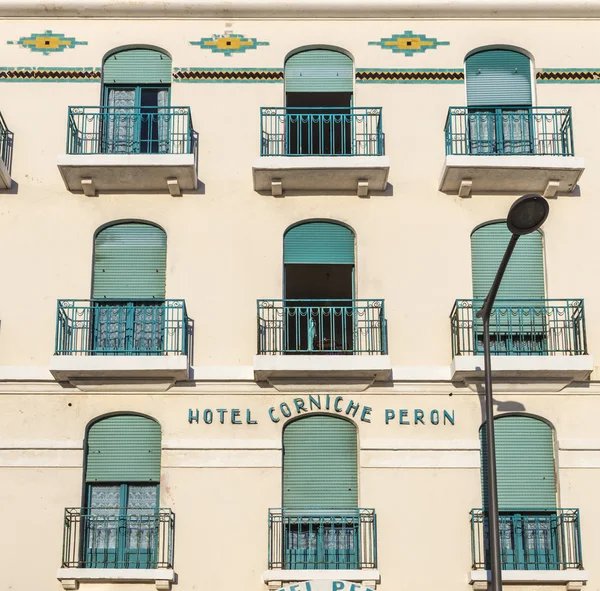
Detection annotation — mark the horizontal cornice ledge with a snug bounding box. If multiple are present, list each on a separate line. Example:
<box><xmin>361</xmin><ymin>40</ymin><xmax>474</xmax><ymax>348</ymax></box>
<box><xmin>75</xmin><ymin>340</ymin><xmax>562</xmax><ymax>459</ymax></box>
<box><xmin>3</xmin><ymin>0</ymin><xmax>600</xmax><ymax>18</ymax></box>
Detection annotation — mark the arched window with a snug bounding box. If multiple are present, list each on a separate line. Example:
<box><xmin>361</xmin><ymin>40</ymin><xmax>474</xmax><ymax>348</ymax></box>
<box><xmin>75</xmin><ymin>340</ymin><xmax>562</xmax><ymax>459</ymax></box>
<box><xmin>283</xmin><ymin>48</ymin><xmax>354</xmax><ymax>155</ymax></box>
<box><xmin>281</xmin><ymin>415</ymin><xmax>359</xmax><ymax>569</ymax></box>
<box><xmin>84</xmin><ymin>414</ymin><xmax>162</xmax><ymax>568</ymax></box>
<box><xmin>465</xmin><ymin>48</ymin><xmax>533</xmax><ymax>154</ymax></box>
<box><xmin>283</xmin><ymin>415</ymin><xmax>358</xmax><ymax>509</ymax></box>
<box><xmin>471</xmin><ymin>222</ymin><xmax>544</xmax><ymax>300</ymax></box>
<box><xmin>102</xmin><ymin>47</ymin><xmax>172</xmax><ymax>154</ymax></box>
<box><xmin>283</xmin><ymin>221</ymin><xmax>355</xmax><ymax>352</ymax></box>
<box><xmin>480</xmin><ymin>415</ymin><xmax>558</xmax><ymax>569</ymax></box>
<box><xmin>470</xmin><ymin>222</ymin><xmax>545</xmax><ymax>354</ymax></box>
<box><xmin>92</xmin><ymin>222</ymin><xmax>167</xmax><ymax>354</ymax></box>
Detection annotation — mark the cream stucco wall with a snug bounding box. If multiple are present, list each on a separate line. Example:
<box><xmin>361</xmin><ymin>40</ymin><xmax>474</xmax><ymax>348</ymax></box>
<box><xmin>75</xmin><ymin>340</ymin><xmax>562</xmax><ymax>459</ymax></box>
<box><xmin>0</xmin><ymin>7</ymin><xmax>600</xmax><ymax>591</ymax></box>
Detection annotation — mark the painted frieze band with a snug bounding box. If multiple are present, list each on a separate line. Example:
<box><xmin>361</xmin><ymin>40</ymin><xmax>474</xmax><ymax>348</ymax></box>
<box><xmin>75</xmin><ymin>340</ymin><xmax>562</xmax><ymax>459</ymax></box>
<box><xmin>0</xmin><ymin>66</ymin><xmax>598</xmax><ymax>83</ymax></box>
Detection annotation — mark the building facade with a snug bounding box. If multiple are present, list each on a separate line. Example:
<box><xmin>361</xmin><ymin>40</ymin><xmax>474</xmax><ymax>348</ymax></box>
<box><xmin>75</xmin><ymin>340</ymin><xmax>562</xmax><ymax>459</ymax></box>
<box><xmin>0</xmin><ymin>2</ymin><xmax>598</xmax><ymax>591</ymax></box>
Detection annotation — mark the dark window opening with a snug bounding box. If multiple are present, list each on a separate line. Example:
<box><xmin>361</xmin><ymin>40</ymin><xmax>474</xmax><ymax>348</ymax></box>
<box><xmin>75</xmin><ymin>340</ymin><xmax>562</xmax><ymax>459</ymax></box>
<box><xmin>285</xmin><ymin>92</ymin><xmax>352</xmax><ymax>156</ymax></box>
<box><xmin>284</xmin><ymin>264</ymin><xmax>354</xmax><ymax>352</ymax></box>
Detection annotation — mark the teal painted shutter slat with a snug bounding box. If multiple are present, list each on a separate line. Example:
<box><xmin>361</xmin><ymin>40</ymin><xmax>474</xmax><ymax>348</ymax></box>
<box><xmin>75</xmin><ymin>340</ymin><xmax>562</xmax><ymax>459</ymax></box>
<box><xmin>481</xmin><ymin>416</ymin><xmax>556</xmax><ymax>509</ymax></box>
<box><xmin>285</xmin><ymin>50</ymin><xmax>353</xmax><ymax>93</ymax></box>
<box><xmin>466</xmin><ymin>50</ymin><xmax>532</xmax><ymax>106</ymax></box>
<box><xmin>283</xmin><ymin>415</ymin><xmax>358</xmax><ymax>509</ymax></box>
<box><xmin>103</xmin><ymin>49</ymin><xmax>172</xmax><ymax>84</ymax></box>
<box><xmin>471</xmin><ymin>223</ymin><xmax>544</xmax><ymax>299</ymax></box>
<box><xmin>93</xmin><ymin>223</ymin><xmax>166</xmax><ymax>300</ymax></box>
<box><xmin>86</xmin><ymin>415</ymin><xmax>161</xmax><ymax>482</ymax></box>
<box><xmin>284</xmin><ymin>222</ymin><xmax>355</xmax><ymax>264</ymax></box>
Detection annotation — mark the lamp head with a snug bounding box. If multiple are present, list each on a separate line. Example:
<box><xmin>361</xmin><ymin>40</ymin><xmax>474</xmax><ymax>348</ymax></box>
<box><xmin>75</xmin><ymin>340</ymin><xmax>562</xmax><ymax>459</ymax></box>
<box><xmin>506</xmin><ymin>194</ymin><xmax>549</xmax><ymax>236</ymax></box>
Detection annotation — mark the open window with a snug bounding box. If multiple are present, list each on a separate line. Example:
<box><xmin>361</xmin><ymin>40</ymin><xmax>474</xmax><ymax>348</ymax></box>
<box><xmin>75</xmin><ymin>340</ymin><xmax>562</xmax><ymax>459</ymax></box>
<box><xmin>284</xmin><ymin>49</ymin><xmax>354</xmax><ymax>156</ymax></box>
<box><xmin>283</xmin><ymin>221</ymin><xmax>355</xmax><ymax>353</ymax></box>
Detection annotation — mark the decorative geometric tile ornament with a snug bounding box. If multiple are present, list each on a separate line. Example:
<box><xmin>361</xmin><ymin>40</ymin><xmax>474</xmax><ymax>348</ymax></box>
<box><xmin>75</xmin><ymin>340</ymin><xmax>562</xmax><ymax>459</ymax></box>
<box><xmin>0</xmin><ymin>67</ymin><xmax>100</xmax><ymax>81</ymax></box>
<box><xmin>190</xmin><ymin>33</ymin><xmax>269</xmax><ymax>56</ymax></box>
<box><xmin>7</xmin><ymin>30</ymin><xmax>88</xmax><ymax>55</ymax></box>
<box><xmin>368</xmin><ymin>31</ymin><xmax>450</xmax><ymax>56</ymax></box>
<box><xmin>174</xmin><ymin>68</ymin><xmax>283</xmax><ymax>81</ymax></box>
<box><xmin>356</xmin><ymin>69</ymin><xmax>463</xmax><ymax>82</ymax></box>
<box><xmin>537</xmin><ymin>69</ymin><xmax>600</xmax><ymax>82</ymax></box>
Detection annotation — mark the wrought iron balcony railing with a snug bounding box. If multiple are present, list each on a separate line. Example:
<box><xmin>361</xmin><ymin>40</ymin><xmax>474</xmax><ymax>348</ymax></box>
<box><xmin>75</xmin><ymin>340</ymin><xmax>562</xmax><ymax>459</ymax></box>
<box><xmin>257</xmin><ymin>299</ymin><xmax>387</xmax><ymax>355</ymax></box>
<box><xmin>268</xmin><ymin>509</ymin><xmax>377</xmax><ymax>570</ymax></box>
<box><xmin>0</xmin><ymin>111</ymin><xmax>13</xmax><ymax>174</ymax></box>
<box><xmin>444</xmin><ymin>106</ymin><xmax>575</xmax><ymax>157</ymax></box>
<box><xmin>471</xmin><ymin>509</ymin><xmax>582</xmax><ymax>571</ymax></box>
<box><xmin>66</xmin><ymin>106</ymin><xmax>195</xmax><ymax>155</ymax></box>
<box><xmin>62</xmin><ymin>507</ymin><xmax>174</xmax><ymax>569</ymax></box>
<box><xmin>260</xmin><ymin>107</ymin><xmax>384</xmax><ymax>156</ymax></box>
<box><xmin>55</xmin><ymin>299</ymin><xmax>188</xmax><ymax>356</ymax></box>
<box><xmin>450</xmin><ymin>299</ymin><xmax>587</xmax><ymax>356</ymax></box>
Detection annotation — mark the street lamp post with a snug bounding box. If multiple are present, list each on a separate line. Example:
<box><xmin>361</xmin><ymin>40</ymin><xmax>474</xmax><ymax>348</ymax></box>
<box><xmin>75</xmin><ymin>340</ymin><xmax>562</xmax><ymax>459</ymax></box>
<box><xmin>475</xmin><ymin>194</ymin><xmax>549</xmax><ymax>591</ymax></box>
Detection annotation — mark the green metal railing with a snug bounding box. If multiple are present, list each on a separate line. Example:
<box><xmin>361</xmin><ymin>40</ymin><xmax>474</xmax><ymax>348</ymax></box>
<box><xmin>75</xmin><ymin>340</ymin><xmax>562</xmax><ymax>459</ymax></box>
<box><xmin>66</xmin><ymin>106</ymin><xmax>194</xmax><ymax>155</ymax></box>
<box><xmin>444</xmin><ymin>106</ymin><xmax>575</xmax><ymax>156</ymax></box>
<box><xmin>260</xmin><ymin>107</ymin><xmax>384</xmax><ymax>156</ymax></box>
<box><xmin>450</xmin><ymin>299</ymin><xmax>586</xmax><ymax>356</ymax></box>
<box><xmin>268</xmin><ymin>509</ymin><xmax>377</xmax><ymax>570</ymax></box>
<box><xmin>257</xmin><ymin>299</ymin><xmax>387</xmax><ymax>355</ymax></box>
<box><xmin>55</xmin><ymin>299</ymin><xmax>188</xmax><ymax>356</ymax></box>
<box><xmin>471</xmin><ymin>509</ymin><xmax>582</xmax><ymax>570</ymax></box>
<box><xmin>62</xmin><ymin>507</ymin><xmax>174</xmax><ymax>569</ymax></box>
<box><xmin>0</xmin><ymin>111</ymin><xmax>13</xmax><ymax>174</ymax></box>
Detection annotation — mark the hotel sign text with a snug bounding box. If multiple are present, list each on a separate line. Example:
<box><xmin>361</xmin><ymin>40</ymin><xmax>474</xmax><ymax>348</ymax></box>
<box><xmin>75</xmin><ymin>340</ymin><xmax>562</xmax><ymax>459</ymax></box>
<box><xmin>188</xmin><ymin>395</ymin><xmax>454</xmax><ymax>426</ymax></box>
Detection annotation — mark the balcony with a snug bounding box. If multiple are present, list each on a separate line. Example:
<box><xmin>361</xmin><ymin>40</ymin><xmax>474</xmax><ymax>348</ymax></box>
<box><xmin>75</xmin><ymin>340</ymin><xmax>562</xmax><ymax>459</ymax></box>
<box><xmin>439</xmin><ymin>107</ymin><xmax>584</xmax><ymax>197</ymax></box>
<box><xmin>469</xmin><ymin>509</ymin><xmax>587</xmax><ymax>590</ymax></box>
<box><xmin>57</xmin><ymin>106</ymin><xmax>197</xmax><ymax>196</ymax></box>
<box><xmin>57</xmin><ymin>507</ymin><xmax>175</xmax><ymax>590</ymax></box>
<box><xmin>0</xmin><ymin>112</ymin><xmax>13</xmax><ymax>189</ymax></box>
<box><xmin>450</xmin><ymin>299</ymin><xmax>593</xmax><ymax>389</ymax></box>
<box><xmin>49</xmin><ymin>299</ymin><xmax>189</xmax><ymax>387</ymax></box>
<box><xmin>254</xmin><ymin>299</ymin><xmax>391</xmax><ymax>389</ymax></box>
<box><xmin>252</xmin><ymin>107</ymin><xmax>390</xmax><ymax>196</ymax></box>
<box><xmin>264</xmin><ymin>509</ymin><xmax>380</xmax><ymax>588</ymax></box>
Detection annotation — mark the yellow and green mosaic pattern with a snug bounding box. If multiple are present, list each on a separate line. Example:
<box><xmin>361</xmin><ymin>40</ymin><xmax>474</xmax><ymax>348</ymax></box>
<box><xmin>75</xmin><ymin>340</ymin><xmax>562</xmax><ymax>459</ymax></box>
<box><xmin>368</xmin><ymin>31</ymin><xmax>450</xmax><ymax>56</ymax></box>
<box><xmin>7</xmin><ymin>30</ymin><xmax>88</xmax><ymax>55</ymax></box>
<box><xmin>190</xmin><ymin>33</ymin><xmax>269</xmax><ymax>56</ymax></box>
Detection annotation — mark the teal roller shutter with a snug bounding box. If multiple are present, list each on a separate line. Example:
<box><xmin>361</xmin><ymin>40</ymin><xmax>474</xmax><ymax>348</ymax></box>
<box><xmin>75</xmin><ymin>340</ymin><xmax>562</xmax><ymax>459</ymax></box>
<box><xmin>285</xmin><ymin>50</ymin><xmax>353</xmax><ymax>93</ymax></box>
<box><xmin>93</xmin><ymin>223</ymin><xmax>166</xmax><ymax>300</ymax></box>
<box><xmin>86</xmin><ymin>415</ymin><xmax>161</xmax><ymax>482</ymax></box>
<box><xmin>466</xmin><ymin>50</ymin><xmax>532</xmax><ymax>106</ymax></box>
<box><xmin>481</xmin><ymin>416</ymin><xmax>556</xmax><ymax>509</ymax></box>
<box><xmin>284</xmin><ymin>222</ymin><xmax>355</xmax><ymax>264</ymax></box>
<box><xmin>283</xmin><ymin>415</ymin><xmax>358</xmax><ymax>509</ymax></box>
<box><xmin>103</xmin><ymin>49</ymin><xmax>172</xmax><ymax>84</ymax></box>
<box><xmin>471</xmin><ymin>223</ymin><xmax>544</xmax><ymax>299</ymax></box>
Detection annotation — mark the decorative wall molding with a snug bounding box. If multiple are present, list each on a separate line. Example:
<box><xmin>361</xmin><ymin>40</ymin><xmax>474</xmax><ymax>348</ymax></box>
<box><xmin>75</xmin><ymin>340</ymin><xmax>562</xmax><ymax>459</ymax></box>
<box><xmin>537</xmin><ymin>69</ymin><xmax>600</xmax><ymax>83</ymax></box>
<box><xmin>0</xmin><ymin>66</ymin><xmax>598</xmax><ymax>84</ymax></box>
<box><xmin>173</xmin><ymin>67</ymin><xmax>283</xmax><ymax>82</ymax></box>
<box><xmin>2</xmin><ymin>0</ymin><xmax>600</xmax><ymax>18</ymax></box>
<box><xmin>0</xmin><ymin>67</ymin><xmax>100</xmax><ymax>81</ymax></box>
<box><xmin>356</xmin><ymin>68</ymin><xmax>463</xmax><ymax>83</ymax></box>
